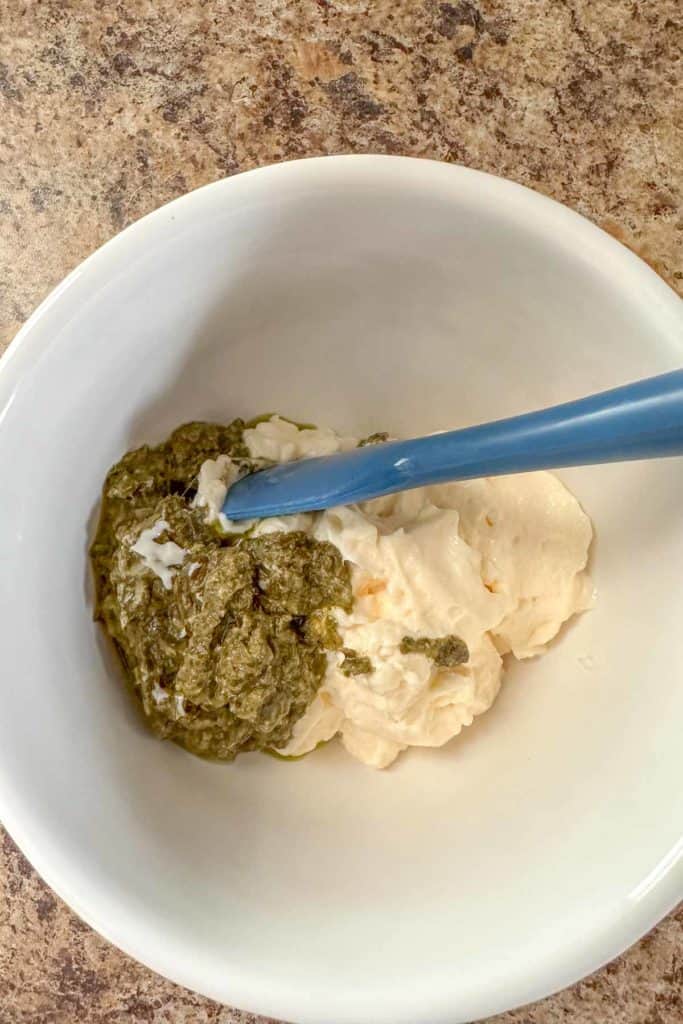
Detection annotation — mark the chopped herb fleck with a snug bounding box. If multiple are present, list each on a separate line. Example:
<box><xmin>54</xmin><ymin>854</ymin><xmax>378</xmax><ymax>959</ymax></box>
<box><xmin>399</xmin><ymin>634</ymin><xmax>469</xmax><ymax>668</ymax></box>
<box><xmin>340</xmin><ymin>648</ymin><xmax>374</xmax><ymax>676</ymax></box>
<box><xmin>358</xmin><ymin>431</ymin><xmax>390</xmax><ymax>447</ymax></box>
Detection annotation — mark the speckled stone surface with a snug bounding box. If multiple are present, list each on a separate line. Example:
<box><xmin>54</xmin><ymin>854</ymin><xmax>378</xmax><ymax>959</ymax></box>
<box><xmin>0</xmin><ymin>1</ymin><xmax>681</xmax><ymax>1021</ymax></box>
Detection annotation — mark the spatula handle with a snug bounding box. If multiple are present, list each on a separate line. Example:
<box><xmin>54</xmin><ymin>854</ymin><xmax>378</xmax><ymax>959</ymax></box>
<box><xmin>224</xmin><ymin>369</ymin><xmax>683</xmax><ymax>518</ymax></box>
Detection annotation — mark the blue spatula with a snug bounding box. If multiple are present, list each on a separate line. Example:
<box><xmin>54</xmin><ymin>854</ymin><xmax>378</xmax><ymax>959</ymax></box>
<box><xmin>223</xmin><ymin>369</ymin><xmax>683</xmax><ymax>521</ymax></box>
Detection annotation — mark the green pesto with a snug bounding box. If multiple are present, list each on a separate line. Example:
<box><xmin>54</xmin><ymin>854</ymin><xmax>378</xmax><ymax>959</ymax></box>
<box><xmin>399</xmin><ymin>634</ymin><xmax>469</xmax><ymax>668</ymax></box>
<box><xmin>339</xmin><ymin>648</ymin><xmax>374</xmax><ymax>677</ymax></box>
<box><xmin>90</xmin><ymin>419</ymin><xmax>353</xmax><ymax>762</ymax></box>
<box><xmin>358</xmin><ymin>431</ymin><xmax>390</xmax><ymax>447</ymax></box>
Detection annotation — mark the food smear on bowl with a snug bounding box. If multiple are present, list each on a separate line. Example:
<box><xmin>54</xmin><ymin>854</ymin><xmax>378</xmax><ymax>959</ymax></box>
<box><xmin>91</xmin><ymin>415</ymin><xmax>594</xmax><ymax>769</ymax></box>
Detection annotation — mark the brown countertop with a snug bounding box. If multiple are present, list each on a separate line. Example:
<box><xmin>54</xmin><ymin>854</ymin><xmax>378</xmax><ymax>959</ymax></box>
<box><xmin>0</xmin><ymin>1</ymin><xmax>681</xmax><ymax>1021</ymax></box>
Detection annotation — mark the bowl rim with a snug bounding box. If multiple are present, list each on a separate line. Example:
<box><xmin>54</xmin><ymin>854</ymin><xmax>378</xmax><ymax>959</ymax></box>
<box><xmin>0</xmin><ymin>154</ymin><xmax>681</xmax><ymax>1024</ymax></box>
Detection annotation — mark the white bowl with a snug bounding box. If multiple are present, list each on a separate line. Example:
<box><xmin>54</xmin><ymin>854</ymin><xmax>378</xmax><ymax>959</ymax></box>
<box><xmin>0</xmin><ymin>156</ymin><xmax>681</xmax><ymax>1024</ymax></box>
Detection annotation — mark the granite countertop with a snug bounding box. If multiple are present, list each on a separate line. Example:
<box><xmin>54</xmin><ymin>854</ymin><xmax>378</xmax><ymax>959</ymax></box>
<box><xmin>0</xmin><ymin>1</ymin><xmax>681</xmax><ymax>1021</ymax></box>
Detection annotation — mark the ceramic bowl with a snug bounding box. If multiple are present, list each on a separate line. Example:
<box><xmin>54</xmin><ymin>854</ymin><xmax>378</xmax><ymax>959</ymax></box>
<box><xmin>0</xmin><ymin>156</ymin><xmax>681</xmax><ymax>1024</ymax></box>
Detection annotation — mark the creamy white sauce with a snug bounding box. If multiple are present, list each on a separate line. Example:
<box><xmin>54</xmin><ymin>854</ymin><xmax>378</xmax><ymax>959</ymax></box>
<box><xmin>192</xmin><ymin>455</ymin><xmax>256</xmax><ymax>534</ymax></box>
<box><xmin>131</xmin><ymin>519</ymin><xmax>187</xmax><ymax>590</ymax></box>
<box><xmin>196</xmin><ymin>416</ymin><xmax>594</xmax><ymax>769</ymax></box>
<box><xmin>151</xmin><ymin>684</ymin><xmax>169</xmax><ymax>706</ymax></box>
<box><xmin>243</xmin><ymin>415</ymin><xmax>356</xmax><ymax>462</ymax></box>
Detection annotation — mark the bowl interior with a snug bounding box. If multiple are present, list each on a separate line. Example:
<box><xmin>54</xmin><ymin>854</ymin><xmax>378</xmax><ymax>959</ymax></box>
<box><xmin>0</xmin><ymin>158</ymin><xmax>681</xmax><ymax>1024</ymax></box>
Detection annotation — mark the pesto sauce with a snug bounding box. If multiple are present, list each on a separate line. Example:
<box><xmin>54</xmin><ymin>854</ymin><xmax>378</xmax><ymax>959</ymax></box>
<box><xmin>399</xmin><ymin>634</ymin><xmax>469</xmax><ymax>668</ymax></box>
<box><xmin>358</xmin><ymin>431</ymin><xmax>390</xmax><ymax>447</ymax></box>
<box><xmin>339</xmin><ymin>648</ymin><xmax>374</xmax><ymax>676</ymax></box>
<box><xmin>90</xmin><ymin>419</ymin><xmax>353</xmax><ymax>762</ymax></box>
